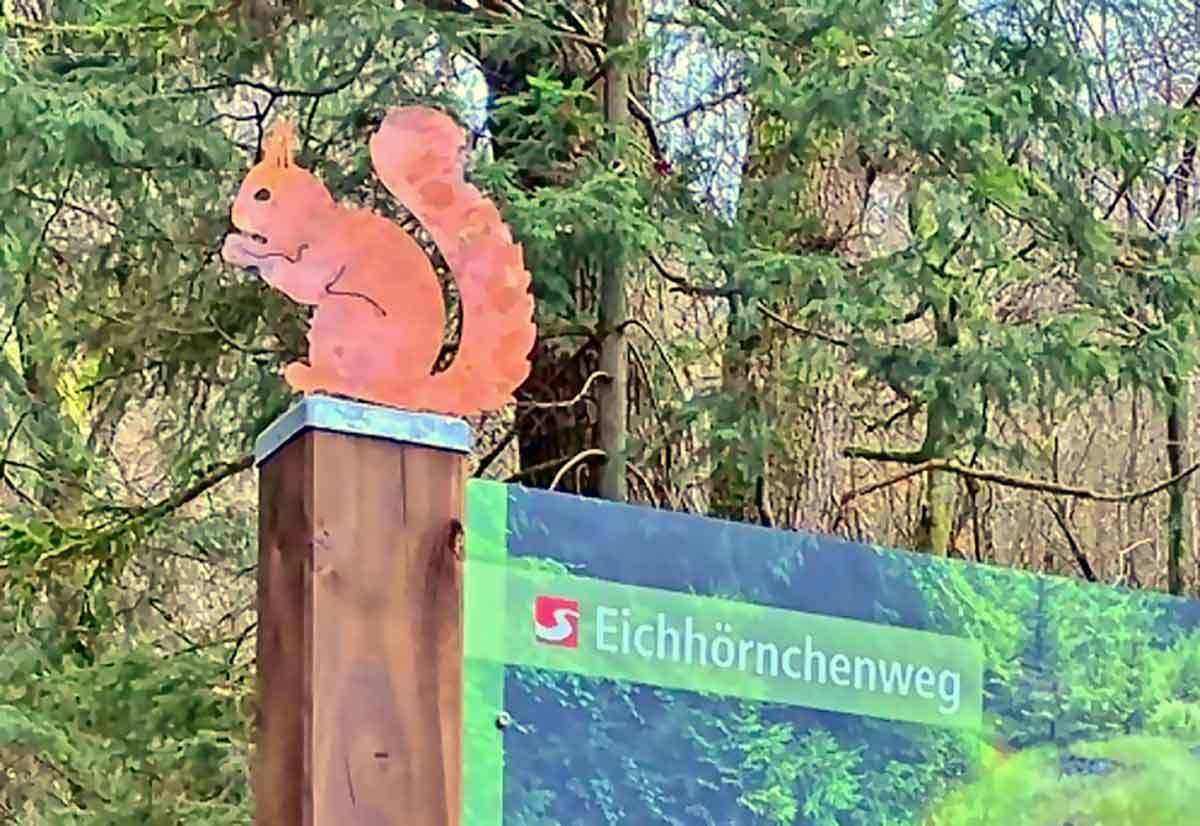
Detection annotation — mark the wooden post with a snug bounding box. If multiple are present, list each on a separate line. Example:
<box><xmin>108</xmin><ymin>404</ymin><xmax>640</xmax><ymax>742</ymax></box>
<box><xmin>254</xmin><ymin>395</ymin><xmax>470</xmax><ymax>825</ymax></box>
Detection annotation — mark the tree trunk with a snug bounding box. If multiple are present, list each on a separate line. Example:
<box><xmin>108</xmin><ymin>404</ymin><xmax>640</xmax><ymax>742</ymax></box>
<box><xmin>1164</xmin><ymin>374</ymin><xmax>1193</xmax><ymax>594</ymax></box>
<box><xmin>5</xmin><ymin>0</ymin><xmax>52</xmax><ymax>22</ymax></box>
<box><xmin>710</xmin><ymin>297</ymin><xmax>758</xmax><ymax>520</ymax></box>
<box><xmin>596</xmin><ymin>0</ymin><xmax>632</xmax><ymax>501</ymax></box>
<box><xmin>1166</xmin><ymin>126</ymin><xmax>1196</xmax><ymax>595</ymax></box>
<box><xmin>919</xmin><ymin>311</ymin><xmax>958</xmax><ymax>556</ymax></box>
<box><xmin>920</xmin><ymin>398</ymin><xmax>955</xmax><ymax>556</ymax></box>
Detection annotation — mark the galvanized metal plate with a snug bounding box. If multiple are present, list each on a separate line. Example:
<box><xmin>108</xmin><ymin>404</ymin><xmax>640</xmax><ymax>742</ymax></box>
<box><xmin>254</xmin><ymin>394</ymin><xmax>473</xmax><ymax>464</ymax></box>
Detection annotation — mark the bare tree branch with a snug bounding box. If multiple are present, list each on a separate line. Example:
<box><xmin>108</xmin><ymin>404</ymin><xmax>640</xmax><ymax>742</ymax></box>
<box><xmin>840</xmin><ymin>456</ymin><xmax>1200</xmax><ymax>509</ymax></box>
<box><xmin>759</xmin><ymin>304</ymin><xmax>851</xmax><ymax>347</ymax></box>
<box><xmin>658</xmin><ymin>83</ymin><xmax>746</xmax><ymax>126</ymax></box>
<box><xmin>519</xmin><ymin>370</ymin><xmax>610</xmax><ymax>408</ymax></box>
<box><xmin>549</xmin><ymin>448</ymin><xmax>606</xmax><ymax>491</ymax></box>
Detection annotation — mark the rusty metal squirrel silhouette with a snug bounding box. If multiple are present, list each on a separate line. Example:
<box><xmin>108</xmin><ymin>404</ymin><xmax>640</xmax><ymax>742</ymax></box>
<box><xmin>221</xmin><ymin>107</ymin><xmax>536</xmax><ymax>416</ymax></box>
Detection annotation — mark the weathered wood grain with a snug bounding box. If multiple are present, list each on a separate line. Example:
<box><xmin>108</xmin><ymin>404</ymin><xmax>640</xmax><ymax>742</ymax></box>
<box><xmin>256</xmin><ymin>429</ymin><xmax>464</xmax><ymax>825</ymax></box>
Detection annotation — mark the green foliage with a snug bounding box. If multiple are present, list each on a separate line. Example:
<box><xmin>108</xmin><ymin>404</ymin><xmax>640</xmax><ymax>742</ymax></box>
<box><xmin>0</xmin><ymin>618</ymin><xmax>250</xmax><ymax>823</ymax></box>
<box><xmin>762</xmin><ymin>5</ymin><xmax>1193</xmax><ymax>430</ymax></box>
<box><xmin>638</xmin><ymin>0</ymin><xmax>1200</xmax><ymax>552</ymax></box>
<box><xmin>924</xmin><ymin>735</ymin><xmax>1200</xmax><ymax>826</ymax></box>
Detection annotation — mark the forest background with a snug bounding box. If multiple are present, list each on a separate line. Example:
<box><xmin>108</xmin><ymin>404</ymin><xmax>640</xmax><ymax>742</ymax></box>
<box><xmin>4</xmin><ymin>0</ymin><xmax>1200</xmax><ymax>820</ymax></box>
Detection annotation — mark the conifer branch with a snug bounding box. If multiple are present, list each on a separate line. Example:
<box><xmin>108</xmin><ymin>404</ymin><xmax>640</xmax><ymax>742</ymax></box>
<box><xmin>36</xmin><ymin>454</ymin><xmax>255</xmax><ymax>565</ymax></box>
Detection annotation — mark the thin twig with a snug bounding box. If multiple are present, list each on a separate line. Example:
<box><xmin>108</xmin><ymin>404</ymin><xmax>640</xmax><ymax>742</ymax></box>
<box><xmin>519</xmin><ymin>371</ymin><xmax>610</xmax><ymax>408</ymax></box>
<box><xmin>549</xmin><ymin>449</ymin><xmax>606</xmax><ymax>491</ymax></box>
<box><xmin>4</xmin><ymin>173</ymin><xmax>74</xmax><ymax>350</ymax></box>
<box><xmin>648</xmin><ymin>252</ymin><xmax>740</xmax><ymax>298</ymax></box>
<box><xmin>619</xmin><ymin>317</ymin><xmax>685</xmax><ymax>392</ymax></box>
<box><xmin>478</xmin><ymin>340</ymin><xmax>598</xmax><ymax>478</ymax></box>
<box><xmin>1045</xmin><ymin>500</ymin><xmax>1097</xmax><ymax>582</ymax></box>
<box><xmin>759</xmin><ymin>304</ymin><xmax>850</xmax><ymax>347</ymax></box>
<box><xmin>473</xmin><ymin>422</ymin><xmax>520</xmax><ymax>478</ymax></box>
<box><xmin>627</xmin><ymin>462</ymin><xmax>659</xmax><ymax>507</ymax></box>
<box><xmin>1104</xmin><ymin>79</ymin><xmax>1200</xmax><ymax>220</ymax></box>
<box><xmin>179</xmin><ymin>43</ymin><xmax>376</xmax><ymax>101</ymax></box>
<box><xmin>658</xmin><ymin>83</ymin><xmax>747</xmax><ymax>126</ymax></box>
<box><xmin>1118</xmin><ymin>537</ymin><xmax>1153</xmax><ymax>558</ymax></box>
<box><xmin>865</xmin><ymin>402</ymin><xmax>924</xmax><ymax>434</ymax></box>
<box><xmin>551</xmin><ymin>1</ymin><xmax>667</xmax><ymax>162</ymax></box>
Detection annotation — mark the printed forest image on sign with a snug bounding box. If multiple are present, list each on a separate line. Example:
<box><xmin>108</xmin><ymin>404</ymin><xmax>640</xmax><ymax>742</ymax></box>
<box><xmin>464</xmin><ymin>481</ymin><xmax>1200</xmax><ymax>826</ymax></box>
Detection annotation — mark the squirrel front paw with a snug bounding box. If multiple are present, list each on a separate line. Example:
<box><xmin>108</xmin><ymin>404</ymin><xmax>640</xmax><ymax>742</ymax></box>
<box><xmin>221</xmin><ymin>233</ymin><xmax>263</xmax><ymax>271</ymax></box>
<box><xmin>221</xmin><ymin>233</ymin><xmax>247</xmax><ymax>264</ymax></box>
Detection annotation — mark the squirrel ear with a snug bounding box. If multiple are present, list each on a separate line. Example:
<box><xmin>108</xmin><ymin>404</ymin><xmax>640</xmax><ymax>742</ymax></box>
<box><xmin>262</xmin><ymin>121</ymin><xmax>297</xmax><ymax>168</ymax></box>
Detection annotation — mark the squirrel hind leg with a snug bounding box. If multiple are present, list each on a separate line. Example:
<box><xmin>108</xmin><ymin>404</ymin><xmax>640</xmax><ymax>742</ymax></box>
<box><xmin>282</xmin><ymin>361</ymin><xmax>346</xmax><ymax>397</ymax></box>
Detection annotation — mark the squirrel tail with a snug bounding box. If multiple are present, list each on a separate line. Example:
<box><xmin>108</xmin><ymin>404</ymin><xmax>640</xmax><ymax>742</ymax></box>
<box><xmin>369</xmin><ymin>107</ymin><xmax>535</xmax><ymax>415</ymax></box>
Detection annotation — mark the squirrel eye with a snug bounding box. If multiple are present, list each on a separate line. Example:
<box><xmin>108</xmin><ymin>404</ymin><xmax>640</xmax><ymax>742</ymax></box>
<box><xmin>254</xmin><ymin>188</ymin><xmax>271</xmax><ymax>202</ymax></box>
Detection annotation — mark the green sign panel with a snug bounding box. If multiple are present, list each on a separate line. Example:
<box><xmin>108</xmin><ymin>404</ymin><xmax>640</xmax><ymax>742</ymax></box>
<box><xmin>464</xmin><ymin>480</ymin><xmax>1200</xmax><ymax>825</ymax></box>
<box><xmin>468</xmin><ymin>563</ymin><xmax>982</xmax><ymax>729</ymax></box>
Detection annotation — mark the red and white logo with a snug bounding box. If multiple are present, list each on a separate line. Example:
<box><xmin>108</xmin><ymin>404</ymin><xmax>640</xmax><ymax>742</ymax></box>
<box><xmin>534</xmin><ymin>596</ymin><xmax>580</xmax><ymax>648</ymax></box>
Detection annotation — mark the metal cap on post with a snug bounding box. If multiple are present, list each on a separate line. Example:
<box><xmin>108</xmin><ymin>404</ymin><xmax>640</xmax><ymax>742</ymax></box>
<box><xmin>254</xmin><ymin>394</ymin><xmax>473</xmax><ymax>466</ymax></box>
<box><xmin>255</xmin><ymin>394</ymin><xmax>470</xmax><ymax>826</ymax></box>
